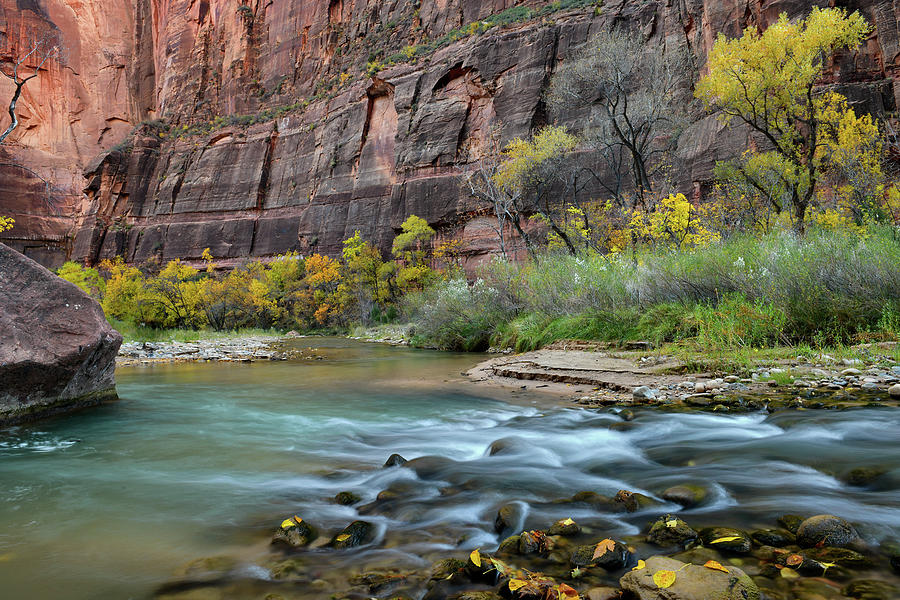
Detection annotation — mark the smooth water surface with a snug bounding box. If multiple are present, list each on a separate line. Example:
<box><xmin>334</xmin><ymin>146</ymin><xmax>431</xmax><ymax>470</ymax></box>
<box><xmin>2</xmin><ymin>338</ymin><xmax>900</xmax><ymax>599</ymax></box>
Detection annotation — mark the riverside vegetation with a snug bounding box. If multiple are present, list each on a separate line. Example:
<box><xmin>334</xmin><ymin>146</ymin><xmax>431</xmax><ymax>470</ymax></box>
<box><xmin>56</xmin><ymin>8</ymin><xmax>900</xmax><ymax>370</ymax></box>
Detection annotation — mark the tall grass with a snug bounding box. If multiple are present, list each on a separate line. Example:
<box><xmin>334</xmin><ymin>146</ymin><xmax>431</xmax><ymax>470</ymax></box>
<box><xmin>407</xmin><ymin>227</ymin><xmax>900</xmax><ymax>351</ymax></box>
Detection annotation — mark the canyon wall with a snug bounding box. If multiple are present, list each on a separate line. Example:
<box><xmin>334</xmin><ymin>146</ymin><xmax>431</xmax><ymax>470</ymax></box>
<box><xmin>1</xmin><ymin>0</ymin><xmax>898</xmax><ymax>269</ymax></box>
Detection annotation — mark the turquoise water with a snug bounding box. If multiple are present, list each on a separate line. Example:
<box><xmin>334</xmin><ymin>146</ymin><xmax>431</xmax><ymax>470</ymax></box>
<box><xmin>2</xmin><ymin>338</ymin><xmax>900</xmax><ymax>599</ymax></box>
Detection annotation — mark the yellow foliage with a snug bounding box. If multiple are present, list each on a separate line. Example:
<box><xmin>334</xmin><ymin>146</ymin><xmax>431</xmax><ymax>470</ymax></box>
<box><xmin>0</xmin><ymin>216</ymin><xmax>13</xmax><ymax>233</ymax></box>
<box><xmin>493</xmin><ymin>126</ymin><xmax>577</xmax><ymax>195</ymax></box>
<box><xmin>628</xmin><ymin>194</ymin><xmax>720</xmax><ymax>250</ymax></box>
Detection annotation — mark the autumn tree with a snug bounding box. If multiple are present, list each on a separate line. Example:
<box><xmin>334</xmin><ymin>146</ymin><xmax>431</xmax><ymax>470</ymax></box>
<box><xmin>546</xmin><ymin>30</ymin><xmax>689</xmax><ymax>209</ymax></box>
<box><xmin>392</xmin><ymin>215</ymin><xmax>435</xmax><ymax>292</ymax></box>
<box><xmin>463</xmin><ymin>125</ymin><xmax>535</xmax><ymax>259</ymax></box>
<box><xmin>492</xmin><ymin>126</ymin><xmax>585</xmax><ymax>255</ymax></box>
<box><xmin>696</xmin><ymin>7</ymin><xmax>874</xmax><ymax>233</ymax></box>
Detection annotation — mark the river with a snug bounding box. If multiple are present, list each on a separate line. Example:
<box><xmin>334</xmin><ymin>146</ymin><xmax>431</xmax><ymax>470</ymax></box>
<box><xmin>1</xmin><ymin>338</ymin><xmax>899</xmax><ymax>599</ymax></box>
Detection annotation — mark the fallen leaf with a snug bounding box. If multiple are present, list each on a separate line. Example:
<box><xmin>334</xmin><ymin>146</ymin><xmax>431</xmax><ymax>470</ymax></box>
<box><xmin>653</xmin><ymin>570</ymin><xmax>677</xmax><ymax>588</ymax></box>
<box><xmin>557</xmin><ymin>583</ymin><xmax>579</xmax><ymax>599</ymax></box>
<box><xmin>280</xmin><ymin>518</ymin><xmax>296</xmax><ymax>529</ymax></box>
<box><xmin>508</xmin><ymin>579</ymin><xmax>528</xmax><ymax>591</ymax></box>
<box><xmin>470</xmin><ymin>549</ymin><xmax>482</xmax><ymax>568</ymax></box>
<box><xmin>780</xmin><ymin>567</ymin><xmax>800</xmax><ymax>579</ymax></box>
<box><xmin>335</xmin><ymin>534</ymin><xmax>350</xmax><ymax>542</ymax></box>
<box><xmin>632</xmin><ymin>559</ymin><xmax>646</xmax><ymax>571</ymax></box>
<box><xmin>570</xmin><ymin>567</ymin><xmax>584</xmax><ymax>578</ymax></box>
<box><xmin>818</xmin><ymin>561</ymin><xmax>837</xmax><ymax>574</ymax></box>
<box><xmin>665</xmin><ymin>519</ymin><xmax>678</xmax><ymax>528</ymax></box>
<box><xmin>786</xmin><ymin>554</ymin><xmax>803</xmax><ymax>567</ymax></box>
<box><xmin>592</xmin><ymin>538</ymin><xmax>617</xmax><ymax>560</ymax></box>
<box><xmin>293</xmin><ymin>515</ymin><xmax>302</xmax><ymax>522</ymax></box>
<box><xmin>561</xmin><ymin>518</ymin><xmax>576</xmax><ymax>526</ymax></box>
<box><xmin>710</xmin><ymin>536</ymin><xmax>743</xmax><ymax>544</ymax></box>
<box><xmin>703</xmin><ymin>560</ymin><xmax>729</xmax><ymax>573</ymax></box>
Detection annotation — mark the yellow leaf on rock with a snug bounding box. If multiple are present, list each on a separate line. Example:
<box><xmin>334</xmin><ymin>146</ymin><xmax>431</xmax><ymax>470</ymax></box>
<box><xmin>592</xmin><ymin>538</ymin><xmax>616</xmax><ymax>560</ymax></box>
<box><xmin>703</xmin><ymin>560</ymin><xmax>729</xmax><ymax>573</ymax></box>
<box><xmin>557</xmin><ymin>583</ymin><xmax>579</xmax><ymax>599</ymax></box>
<box><xmin>335</xmin><ymin>534</ymin><xmax>350</xmax><ymax>542</ymax></box>
<box><xmin>470</xmin><ymin>549</ymin><xmax>482</xmax><ymax>568</ymax></box>
<box><xmin>280</xmin><ymin>518</ymin><xmax>296</xmax><ymax>529</ymax></box>
<box><xmin>818</xmin><ymin>561</ymin><xmax>837</xmax><ymax>573</ymax></box>
<box><xmin>653</xmin><ymin>570</ymin><xmax>677</xmax><ymax>588</ymax></box>
<box><xmin>710</xmin><ymin>536</ymin><xmax>743</xmax><ymax>544</ymax></box>
<box><xmin>508</xmin><ymin>579</ymin><xmax>528</xmax><ymax>591</ymax></box>
<box><xmin>665</xmin><ymin>519</ymin><xmax>678</xmax><ymax>528</ymax></box>
<box><xmin>786</xmin><ymin>554</ymin><xmax>803</xmax><ymax>567</ymax></box>
<box><xmin>632</xmin><ymin>559</ymin><xmax>646</xmax><ymax>571</ymax></box>
<box><xmin>561</xmin><ymin>518</ymin><xmax>575</xmax><ymax>526</ymax></box>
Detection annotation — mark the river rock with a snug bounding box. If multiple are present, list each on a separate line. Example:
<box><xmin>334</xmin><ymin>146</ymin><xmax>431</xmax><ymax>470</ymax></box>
<box><xmin>329</xmin><ymin>520</ymin><xmax>375</xmax><ymax>549</ymax></box>
<box><xmin>843</xmin><ymin>467</ymin><xmax>886</xmax><ymax>487</ymax></box>
<box><xmin>570</xmin><ymin>540</ymin><xmax>630</xmax><ymax>570</ymax></box>
<box><xmin>497</xmin><ymin>535</ymin><xmax>521</xmax><ymax>555</ymax></box>
<box><xmin>888</xmin><ymin>384</ymin><xmax>900</xmax><ymax>397</ymax></box>
<box><xmin>750</xmin><ymin>528</ymin><xmax>795</xmax><ymax>547</ymax></box>
<box><xmin>777</xmin><ymin>514</ymin><xmax>805</xmax><ymax>533</ymax></box>
<box><xmin>449</xmin><ymin>592</ymin><xmax>501</xmax><ymax>600</ymax></box>
<box><xmin>494</xmin><ymin>503</ymin><xmax>524</xmax><ymax>535</ymax></box>
<box><xmin>700</xmin><ymin>527</ymin><xmax>752</xmax><ymax>554</ymax></box>
<box><xmin>619</xmin><ymin>555</ymin><xmax>759</xmax><ymax>600</ymax></box>
<box><xmin>647</xmin><ymin>515</ymin><xmax>698</xmax><ymax>548</ymax></box>
<box><xmin>0</xmin><ymin>244</ymin><xmax>122</xmax><ymax>424</ymax></box>
<box><xmin>804</xmin><ymin>546</ymin><xmax>872</xmax><ymax>568</ymax></box>
<box><xmin>661</xmin><ymin>484</ymin><xmax>708</xmax><ymax>508</ymax></box>
<box><xmin>796</xmin><ymin>515</ymin><xmax>858</xmax><ymax>548</ymax></box>
<box><xmin>334</xmin><ymin>491</ymin><xmax>362</xmax><ymax>505</ymax></box>
<box><xmin>548</xmin><ymin>518</ymin><xmax>581</xmax><ymax>536</ymax></box>
<box><xmin>384</xmin><ymin>453</ymin><xmax>408</xmax><ymax>467</ymax></box>
<box><xmin>585</xmin><ymin>587</ymin><xmax>620</xmax><ymax>600</ymax></box>
<box><xmin>632</xmin><ymin>386</ymin><xmax>657</xmax><ymax>401</ymax></box>
<box><xmin>614</xmin><ymin>489</ymin><xmax>659</xmax><ymax>513</ymax></box>
<box><xmin>843</xmin><ymin>579</ymin><xmax>900</xmax><ymax>599</ymax></box>
<box><xmin>272</xmin><ymin>516</ymin><xmax>318</xmax><ymax>548</ymax></box>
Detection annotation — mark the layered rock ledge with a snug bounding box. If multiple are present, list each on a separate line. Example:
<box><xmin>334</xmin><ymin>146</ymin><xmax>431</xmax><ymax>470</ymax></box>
<box><xmin>0</xmin><ymin>243</ymin><xmax>122</xmax><ymax>425</ymax></box>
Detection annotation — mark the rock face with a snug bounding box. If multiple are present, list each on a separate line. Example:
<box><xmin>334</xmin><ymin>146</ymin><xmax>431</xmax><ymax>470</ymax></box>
<box><xmin>2</xmin><ymin>0</ymin><xmax>899</xmax><ymax>268</ymax></box>
<box><xmin>0</xmin><ymin>243</ymin><xmax>122</xmax><ymax>424</ymax></box>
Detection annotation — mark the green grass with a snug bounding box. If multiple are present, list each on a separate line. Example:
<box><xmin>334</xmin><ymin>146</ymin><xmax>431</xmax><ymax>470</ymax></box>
<box><xmin>110</xmin><ymin>319</ymin><xmax>284</xmax><ymax>343</ymax></box>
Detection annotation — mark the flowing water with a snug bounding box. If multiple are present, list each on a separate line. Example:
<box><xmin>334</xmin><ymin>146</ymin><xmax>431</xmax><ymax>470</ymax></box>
<box><xmin>1</xmin><ymin>338</ymin><xmax>900</xmax><ymax>599</ymax></box>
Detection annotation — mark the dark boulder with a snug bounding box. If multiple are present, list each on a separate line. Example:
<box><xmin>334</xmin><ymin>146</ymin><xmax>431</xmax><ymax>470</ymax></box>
<box><xmin>796</xmin><ymin>515</ymin><xmax>858</xmax><ymax>548</ymax></box>
<box><xmin>0</xmin><ymin>244</ymin><xmax>122</xmax><ymax>425</ymax></box>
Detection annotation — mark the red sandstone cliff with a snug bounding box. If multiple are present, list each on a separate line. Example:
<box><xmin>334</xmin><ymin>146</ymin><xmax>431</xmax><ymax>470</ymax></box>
<box><xmin>1</xmin><ymin>0</ymin><xmax>897</xmax><ymax>268</ymax></box>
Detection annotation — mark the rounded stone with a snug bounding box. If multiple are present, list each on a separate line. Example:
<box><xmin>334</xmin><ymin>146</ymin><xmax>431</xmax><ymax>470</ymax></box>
<box><xmin>796</xmin><ymin>515</ymin><xmax>858</xmax><ymax>548</ymax></box>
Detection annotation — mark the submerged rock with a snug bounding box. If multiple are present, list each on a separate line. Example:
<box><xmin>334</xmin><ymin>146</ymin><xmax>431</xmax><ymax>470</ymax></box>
<box><xmin>843</xmin><ymin>579</ymin><xmax>900</xmax><ymax>599</ymax></box>
<box><xmin>334</xmin><ymin>491</ymin><xmax>362</xmax><ymax>505</ymax></box>
<box><xmin>777</xmin><ymin>514</ymin><xmax>805</xmax><ymax>533</ymax></box>
<box><xmin>619</xmin><ymin>555</ymin><xmax>759</xmax><ymax>600</ymax></box>
<box><xmin>0</xmin><ymin>243</ymin><xmax>122</xmax><ymax>424</ymax></box>
<box><xmin>796</xmin><ymin>515</ymin><xmax>858</xmax><ymax>548</ymax></box>
<box><xmin>661</xmin><ymin>484</ymin><xmax>708</xmax><ymax>508</ymax></box>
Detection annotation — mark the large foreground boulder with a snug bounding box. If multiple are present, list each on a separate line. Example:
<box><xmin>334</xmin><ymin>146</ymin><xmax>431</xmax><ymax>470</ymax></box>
<box><xmin>0</xmin><ymin>244</ymin><xmax>122</xmax><ymax>424</ymax></box>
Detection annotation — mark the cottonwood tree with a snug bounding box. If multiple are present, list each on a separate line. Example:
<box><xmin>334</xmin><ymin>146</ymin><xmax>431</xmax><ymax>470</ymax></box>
<box><xmin>463</xmin><ymin>126</ymin><xmax>536</xmax><ymax>260</ymax></box>
<box><xmin>492</xmin><ymin>125</ymin><xmax>587</xmax><ymax>256</ymax></box>
<box><xmin>546</xmin><ymin>30</ymin><xmax>689</xmax><ymax>210</ymax></box>
<box><xmin>695</xmin><ymin>7</ymin><xmax>874</xmax><ymax>233</ymax></box>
